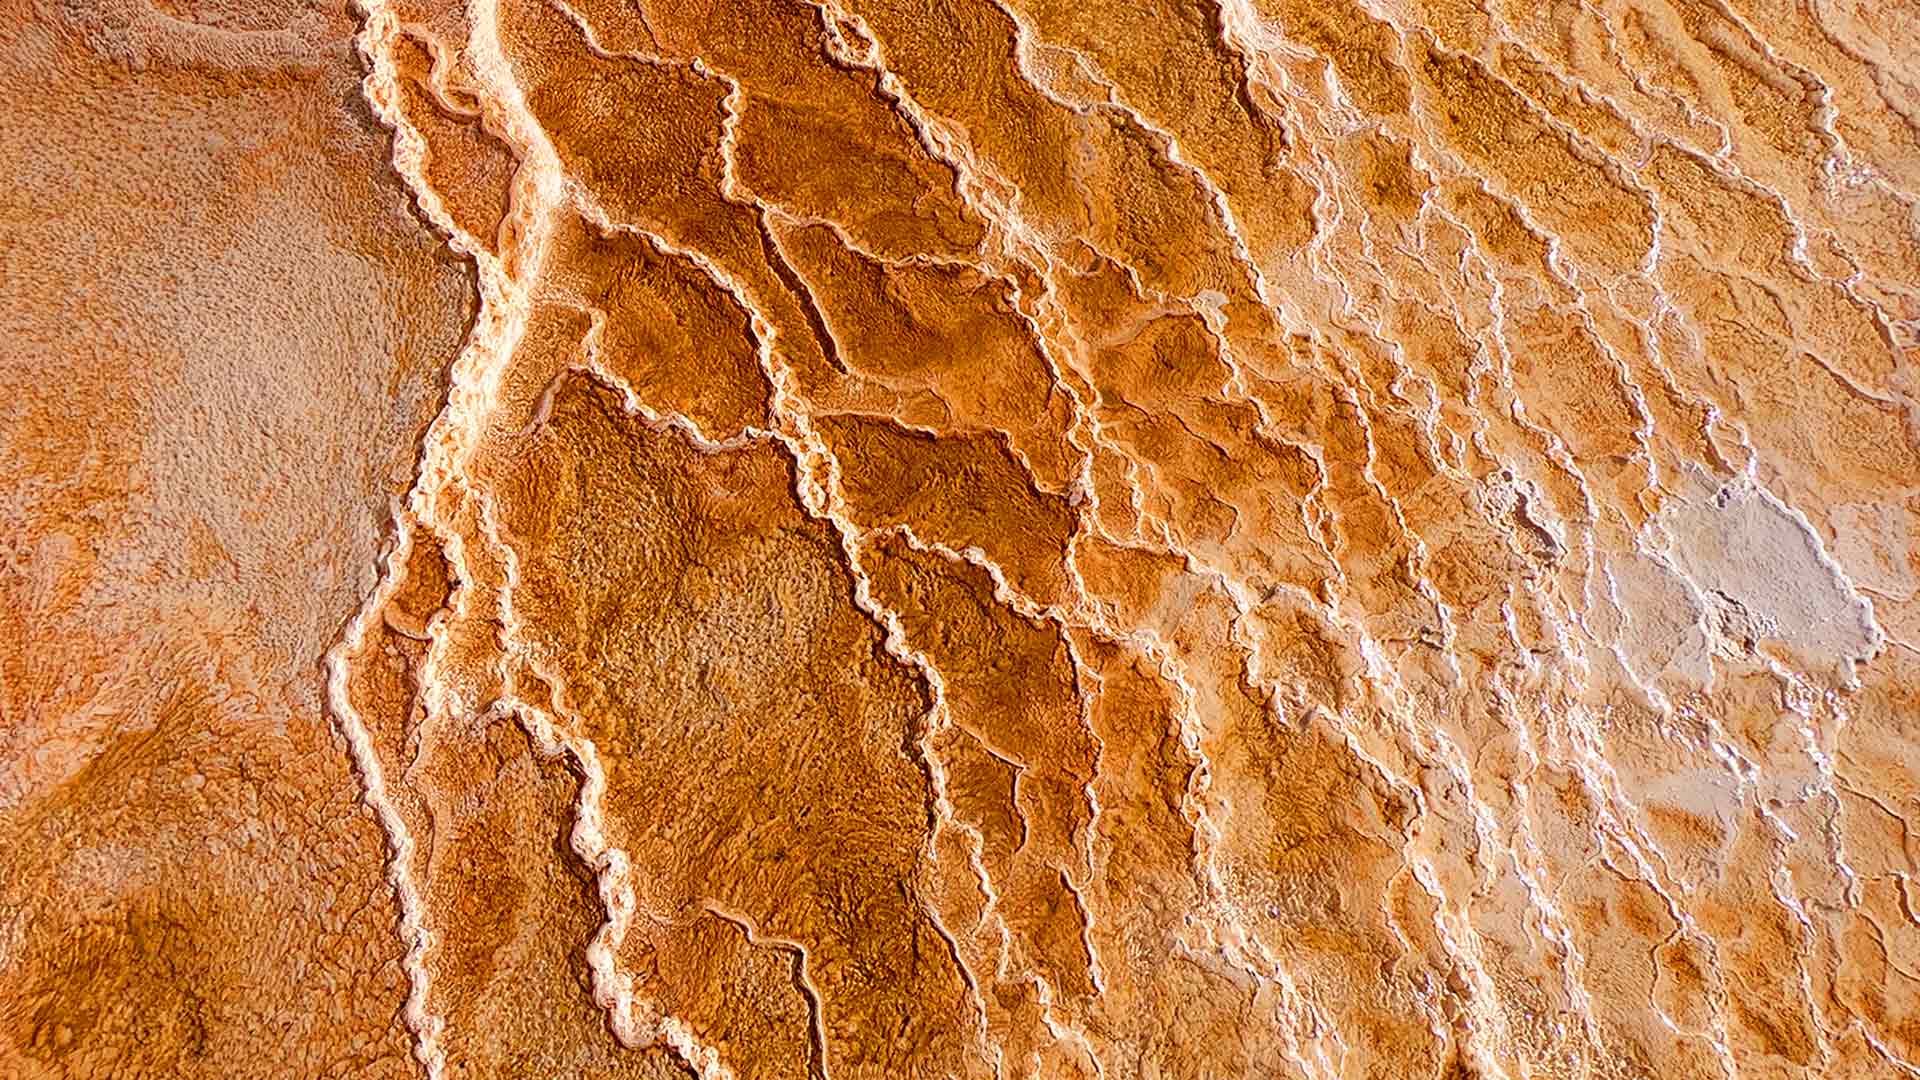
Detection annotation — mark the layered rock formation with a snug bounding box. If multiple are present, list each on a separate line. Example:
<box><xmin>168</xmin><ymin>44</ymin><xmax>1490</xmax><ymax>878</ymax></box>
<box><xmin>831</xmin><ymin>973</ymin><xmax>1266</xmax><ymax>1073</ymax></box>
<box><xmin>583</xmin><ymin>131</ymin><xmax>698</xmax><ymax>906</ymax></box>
<box><xmin>4</xmin><ymin>0</ymin><xmax>1919</xmax><ymax>1076</ymax></box>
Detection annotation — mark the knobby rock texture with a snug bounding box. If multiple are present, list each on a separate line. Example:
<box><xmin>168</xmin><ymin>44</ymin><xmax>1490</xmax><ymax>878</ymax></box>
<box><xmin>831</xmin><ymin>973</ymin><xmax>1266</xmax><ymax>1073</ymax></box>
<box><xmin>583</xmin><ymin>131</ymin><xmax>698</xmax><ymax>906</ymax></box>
<box><xmin>4</xmin><ymin>0</ymin><xmax>1920</xmax><ymax>1077</ymax></box>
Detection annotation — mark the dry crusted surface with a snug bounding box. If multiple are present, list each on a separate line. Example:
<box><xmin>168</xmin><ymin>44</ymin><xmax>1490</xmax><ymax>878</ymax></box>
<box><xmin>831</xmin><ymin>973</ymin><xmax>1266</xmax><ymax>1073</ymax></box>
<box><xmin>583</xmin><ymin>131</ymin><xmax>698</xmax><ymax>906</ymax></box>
<box><xmin>4</xmin><ymin>0</ymin><xmax>1920</xmax><ymax>1076</ymax></box>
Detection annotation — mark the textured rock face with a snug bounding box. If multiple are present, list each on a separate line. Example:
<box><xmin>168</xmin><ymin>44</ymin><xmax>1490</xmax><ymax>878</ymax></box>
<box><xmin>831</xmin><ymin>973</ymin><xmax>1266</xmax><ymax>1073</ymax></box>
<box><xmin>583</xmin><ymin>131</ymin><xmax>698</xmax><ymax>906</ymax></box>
<box><xmin>4</xmin><ymin>0</ymin><xmax>1919</xmax><ymax>1076</ymax></box>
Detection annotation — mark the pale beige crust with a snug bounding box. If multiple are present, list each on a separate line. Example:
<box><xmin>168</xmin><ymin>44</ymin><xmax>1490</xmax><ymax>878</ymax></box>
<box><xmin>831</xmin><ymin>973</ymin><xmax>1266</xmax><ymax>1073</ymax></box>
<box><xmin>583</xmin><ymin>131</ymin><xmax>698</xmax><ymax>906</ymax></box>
<box><xmin>5</xmin><ymin>0</ymin><xmax>1920</xmax><ymax>1076</ymax></box>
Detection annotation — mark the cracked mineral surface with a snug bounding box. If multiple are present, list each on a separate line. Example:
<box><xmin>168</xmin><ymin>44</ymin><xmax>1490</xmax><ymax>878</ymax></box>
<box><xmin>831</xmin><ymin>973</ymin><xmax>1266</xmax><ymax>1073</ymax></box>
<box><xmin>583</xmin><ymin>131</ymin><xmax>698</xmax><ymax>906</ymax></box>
<box><xmin>4</xmin><ymin>0</ymin><xmax>1920</xmax><ymax>1076</ymax></box>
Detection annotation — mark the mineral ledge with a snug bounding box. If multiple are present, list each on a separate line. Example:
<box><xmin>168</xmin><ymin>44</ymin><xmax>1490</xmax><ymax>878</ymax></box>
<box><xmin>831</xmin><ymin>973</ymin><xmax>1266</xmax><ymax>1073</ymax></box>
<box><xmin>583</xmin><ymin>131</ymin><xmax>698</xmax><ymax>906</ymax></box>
<box><xmin>5</xmin><ymin>0</ymin><xmax>1920</xmax><ymax>1076</ymax></box>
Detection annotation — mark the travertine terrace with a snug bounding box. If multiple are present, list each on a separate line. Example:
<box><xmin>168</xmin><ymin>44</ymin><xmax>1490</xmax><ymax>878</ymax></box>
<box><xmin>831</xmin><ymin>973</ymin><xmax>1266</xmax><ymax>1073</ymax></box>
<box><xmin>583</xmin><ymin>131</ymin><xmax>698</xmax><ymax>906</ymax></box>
<box><xmin>4</xmin><ymin>0</ymin><xmax>1920</xmax><ymax>1075</ymax></box>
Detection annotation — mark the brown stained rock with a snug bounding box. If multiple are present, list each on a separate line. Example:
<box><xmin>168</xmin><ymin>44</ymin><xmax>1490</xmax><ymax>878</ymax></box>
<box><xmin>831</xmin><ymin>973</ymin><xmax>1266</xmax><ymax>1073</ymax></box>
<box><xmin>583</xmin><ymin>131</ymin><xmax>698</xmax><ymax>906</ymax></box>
<box><xmin>1002</xmin><ymin>0</ymin><xmax>1321</xmax><ymax>265</ymax></box>
<box><xmin>11</xmin><ymin>0</ymin><xmax>1920</xmax><ymax>1075</ymax></box>
<box><xmin>769</xmin><ymin>220</ymin><xmax>1081</xmax><ymax>489</ymax></box>
<box><xmin>420</xmin><ymin>713</ymin><xmax>700</xmax><ymax>1079</ymax></box>
<box><xmin>499</xmin><ymin>0</ymin><xmax>846</xmax><ymax>396</ymax></box>
<box><xmin>482</xmin><ymin>374</ymin><xmax>986</xmax><ymax>1078</ymax></box>
<box><xmin>816</xmin><ymin>413</ymin><xmax>1079</xmax><ymax>608</ymax></box>
<box><xmin>2</xmin><ymin>2</ymin><xmax>472</xmax><ymax>1076</ymax></box>
<box><xmin>1258</xmin><ymin>0</ymin><xmax>1414</xmax><ymax>117</ymax></box>
<box><xmin>616</xmin><ymin>0</ymin><xmax>987</xmax><ymax>263</ymax></box>
<box><xmin>863</xmin><ymin>536</ymin><xmax>1099</xmax><ymax>1023</ymax></box>
<box><xmin>1067</xmin><ymin>628</ymin><xmax>1318</xmax><ymax>1079</ymax></box>
<box><xmin>1410</xmin><ymin>38</ymin><xmax>1659</xmax><ymax>279</ymax></box>
<box><xmin>1052</xmin><ymin>251</ymin><xmax>1336</xmax><ymax>594</ymax></box>
<box><xmin>542</xmin><ymin>211</ymin><xmax>774</xmax><ymax>440</ymax></box>
<box><xmin>389</xmin><ymin>30</ymin><xmax>518</xmax><ymax>254</ymax></box>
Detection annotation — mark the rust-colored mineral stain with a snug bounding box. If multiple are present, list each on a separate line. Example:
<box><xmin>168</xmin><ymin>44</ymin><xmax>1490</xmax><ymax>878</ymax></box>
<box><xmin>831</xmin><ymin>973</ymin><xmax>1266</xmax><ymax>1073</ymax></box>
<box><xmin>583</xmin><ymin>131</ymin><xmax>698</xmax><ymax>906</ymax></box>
<box><xmin>7</xmin><ymin>0</ymin><xmax>1920</xmax><ymax>1076</ymax></box>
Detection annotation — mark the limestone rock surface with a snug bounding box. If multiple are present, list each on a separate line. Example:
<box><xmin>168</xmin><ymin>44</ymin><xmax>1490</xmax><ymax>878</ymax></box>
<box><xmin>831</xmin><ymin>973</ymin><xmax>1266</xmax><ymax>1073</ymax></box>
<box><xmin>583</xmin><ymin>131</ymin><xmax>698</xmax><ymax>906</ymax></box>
<box><xmin>5</xmin><ymin>0</ymin><xmax>1920</xmax><ymax>1076</ymax></box>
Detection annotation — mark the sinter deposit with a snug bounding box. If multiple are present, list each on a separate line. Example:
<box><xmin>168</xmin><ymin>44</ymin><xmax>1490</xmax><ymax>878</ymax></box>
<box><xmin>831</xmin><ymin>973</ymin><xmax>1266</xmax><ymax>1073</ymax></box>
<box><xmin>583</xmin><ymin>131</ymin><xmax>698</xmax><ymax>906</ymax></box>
<box><xmin>5</xmin><ymin>1</ymin><xmax>1920</xmax><ymax>1077</ymax></box>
